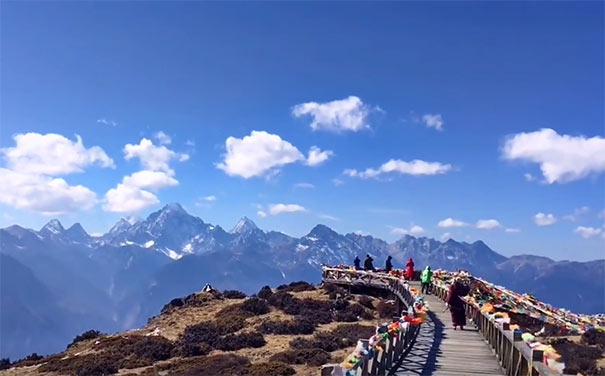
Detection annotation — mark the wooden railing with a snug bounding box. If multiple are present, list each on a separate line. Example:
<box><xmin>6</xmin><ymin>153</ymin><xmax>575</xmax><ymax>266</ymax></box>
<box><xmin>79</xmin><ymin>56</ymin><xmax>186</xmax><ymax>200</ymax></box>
<box><xmin>432</xmin><ymin>283</ymin><xmax>565</xmax><ymax>376</ymax></box>
<box><xmin>320</xmin><ymin>267</ymin><xmax>420</xmax><ymax>376</ymax></box>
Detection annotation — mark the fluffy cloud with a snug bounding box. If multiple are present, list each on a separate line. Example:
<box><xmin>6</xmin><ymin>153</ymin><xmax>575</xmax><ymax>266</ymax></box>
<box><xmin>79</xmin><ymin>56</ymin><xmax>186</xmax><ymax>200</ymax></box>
<box><xmin>202</xmin><ymin>195</ymin><xmax>217</xmax><ymax>202</ymax></box>
<box><xmin>268</xmin><ymin>203</ymin><xmax>306</xmax><ymax>215</ymax></box>
<box><xmin>476</xmin><ymin>219</ymin><xmax>501</xmax><ymax>230</ymax></box>
<box><xmin>345</xmin><ymin>159</ymin><xmax>452</xmax><ymax>179</ymax></box>
<box><xmin>292</xmin><ymin>96</ymin><xmax>373</xmax><ymax>132</ymax></box>
<box><xmin>256</xmin><ymin>210</ymin><xmax>267</xmax><ymax>218</ymax></box>
<box><xmin>505</xmin><ymin>228</ymin><xmax>521</xmax><ymax>233</ymax></box>
<box><xmin>332</xmin><ymin>178</ymin><xmax>344</xmax><ymax>186</ymax></box>
<box><xmin>574</xmin><ymin>226</ymin><xmax>603</xmax><ymax>239</ymax></box>
<box><xmin>437</xmin><ymin>218</ymin><xmax>468</xmax><ymax>228</ymax></box>
<box><xmin>562</xmin><ymin>206</ymin><xmax>590</xmax><ymax>221</ymax></box>
<box><xmin>124</xmin><ymin>138</ymin><xmax>188</xmax><ymax>174</ymax></box>
<box><xmin>2</xmin><ymin>133</ymin><xmax>114</xmax><ymax>176</ymax></box>
<box><xmin>502</xmin><ymin>128</ymin><xmax>605</xmax><ymax>183</ymax></box>
<box><xmin>105</xmin><ymin>138</ymin><xmax>187</xmax><ymax>213</ymax></box>
<box><xmin>306</xmin><ymin>146</ymin><xmax>333</xmax><ymax>166</ymax></box>
<box><xmin>0</xmin><ymin>133</ymin><xmax>114</xmax><ymax>214</ymax></box>
<box><xmin>154</xmin><ymin>131</ymin><xmax>172</xmax><ymax>145</ymax></box>
<box><xmin>0</xmin><ymin>168</ymin><xmax>98</xmax><ymax>215</ymax></box>
<box><xmin>217</xmin><ymin>131</ymin><xmax>304</xmax><ymax>178</ymax></box>
<box><xmin>524</xmin><ymin>173</ymin><xmax>536</xmax><ymax>182</ymax></box>
<box><xmin>534</xmin><ymin>213</ymin><xmax>557</xmax><ymax>226</ymax></box>
<box><xmin>390</xmin><ymin>225</ymin><xmax>424</xmax><ymax>236</ymax></box>
<box><xmin>103</xmin><ymin>183</ymin><xmax>159</xmax><ymax>213</ymax></box>
<box><xmin>441</xmin><ymin>233</ymin><xmax>452</xmax><ymax>241</ymax></box>
<box><xmin>422</xmin><ymin>114</ymin><xmax>444</xmax><ymax>131</ymax></box>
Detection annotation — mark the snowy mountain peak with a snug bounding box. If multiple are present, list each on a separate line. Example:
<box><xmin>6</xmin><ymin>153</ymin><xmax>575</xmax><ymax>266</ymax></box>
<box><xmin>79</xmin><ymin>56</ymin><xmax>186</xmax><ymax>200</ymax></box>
<box><xmin>41</xmin><ymin>219</ymin><xmax>65</xmax><ymax>234</ymax></box>
<box><xmin>231</xmin><ymin>216</ymin><xmax>260</xmax><ymax>234</ymax></box>
<box><xmin>65</xmin><ymin>223</ymin><xmax>89</xmax><ymax>240</ymax></box>
<box><xmin>161</xmin><ymin>203</ymin><xmax>186</xmax><ymax>214</ymax></box>
<box><xmin>307</xmin><ymin>224</ymin><xmax>337</xmax><ymax>238</ymax></box>
<box><xmin>125</xmin><ymin>215</ymin><xmax>141</xmax><ymax>225</ymax></box>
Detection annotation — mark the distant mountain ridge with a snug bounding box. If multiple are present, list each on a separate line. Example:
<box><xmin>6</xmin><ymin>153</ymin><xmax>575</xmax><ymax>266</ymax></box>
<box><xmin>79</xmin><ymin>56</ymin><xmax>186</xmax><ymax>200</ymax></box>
<box><xmin>1</xmin><ymin>203</ymin><xmax>603</xmax><ymax>359</ymax></box>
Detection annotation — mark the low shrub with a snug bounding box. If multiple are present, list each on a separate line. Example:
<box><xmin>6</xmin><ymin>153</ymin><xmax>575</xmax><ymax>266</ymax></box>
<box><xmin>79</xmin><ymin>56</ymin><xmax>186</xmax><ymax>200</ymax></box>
<box><xmin>291</xmin><ymin>324</ymin><xmax>376</xmax><ymax>352</ymax></box>
<box><xmin>178</xmin><ymin>322</ymin><xmax>220</xmax><ymax>352</ymax></box>
<box><xmin>297</xmin><ymin>309</ymin><xmax>333</xmax><ymax>325</ymax></box>
<box><xmin>276</xmin><ymin>281</ymin><xmax>316</xmax><ymax>293</ymax></box>
<box><xmin>67</xmin><ymin>329</ymin><xmax>103</xmax><ymax>348</ymax></box>
<box><xmin>12</xmin><ymin>353</ymin><xmax>44</xmax><ymax>367</ymax></box>
<box><xmin>241</xmin><ymin>297</ymin><xmax>270</xmax><ymax>315</ymax></box>
<box><xmin>92</xmin><ymin>335</ymin><xmax>175</xmax><ymax>369</ymax></box>
<box><xmin>38</xmin><ymin>353</ymin><xmax>119</xmax><ymax>375</ymax></box>
<box><xmin>0</xmin><ymin>358</ymin><xmax>10</xmax><ymax>370</ymax></box>
<box><xmin>323</xmin><ymin>283</ymin><xmax>347</xmax><ymax>297</ymax></box>
<box><xmin>257</xmin><ymin>285</ymin><xmax>273</xmax><ymax>299</ymax></box>
<box><xmin>215</xmin><ymin>332</ymin><xmax>266</xmax><ymax>351</ymax></box>
<box><xmin>581</xmin><ymin>328</ymin><xmax>605</xmax><ymax>350</ymax></box>
<box><xmin>376</xmin><ymin>300</ymin><xmax>398</xmax><ymax>318</ymax></box>
<box><xmin>334</xmin><ymin>311</ymin><xmax>358</xmax><ymax>322</ymax></box>
<box><xmin>258</xmin><ymin>319</ymin><xmax>316</xmax><ymax>335</ymax></box>
<box><xmin>267</xmin><ymin>292</ymin><xmax>296</xmax><ymax>310</ymax></box>
<box><xmin>358</xmin><ymin>295</ymin><xmax>374</xmax><ymax>309</ymax></box>
<box><xmin>223</xmin><ymin>290</ymin><xmax>247</xmax><ymax>299</ymax></box>
<box><xmin>551</xmin><ymin>338</ymin><xmax>603</xmax><ymax>375</ymax></box>
<box><xmin>214</xmin><ymin>310</ymin><xmax>248</xmax><ymax>335</ymax></box>
<box><xmin>246</xmin><ymin>361</ymin><xmax>296</xmax><ymax>376</ymax></box>
<box><xmin>165</xmin><ymin>354</ymin><xmax>251</xmax><ymax>376</ymax></box>
<box><xmin>172</xmin><ymin>342</ymin><xmax>212</xmax><ymax>357</ymax></box>
<box><xmin>270</xmin><ymin>348</ymin><xmax>331</xmax><ymax>366</ymax></box>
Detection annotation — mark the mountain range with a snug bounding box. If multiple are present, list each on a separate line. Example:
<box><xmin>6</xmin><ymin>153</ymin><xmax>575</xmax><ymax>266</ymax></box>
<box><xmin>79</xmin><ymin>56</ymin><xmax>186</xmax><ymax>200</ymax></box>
<box><xmin>1</xmin><ymin>202</ymin><xmax>603</xmax><ymax>359</ymax></box>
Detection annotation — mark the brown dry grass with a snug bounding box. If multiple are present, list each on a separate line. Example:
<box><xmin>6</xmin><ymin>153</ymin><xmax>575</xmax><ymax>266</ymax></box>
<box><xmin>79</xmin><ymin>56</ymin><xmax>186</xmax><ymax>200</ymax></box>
<box><xmin>0</xmin><ymin>288</ymin><xmax>384</xmax><ymax>376</ymax></box>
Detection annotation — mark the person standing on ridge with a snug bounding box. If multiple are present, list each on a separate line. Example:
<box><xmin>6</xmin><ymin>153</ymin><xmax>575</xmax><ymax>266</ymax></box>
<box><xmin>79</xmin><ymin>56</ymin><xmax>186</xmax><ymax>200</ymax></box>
<box><xmin>385</xmin><ymin>255</ymin><xmax>393</xmax><ymax>273</ymax></box>
<box><xmin>353</xmin><ymin>256</ymin><xmax>361</xmax><ymax>270</ymax></box>
<box><xmin>447</xmin><ymin>277</ymin><xmax>468</xmax><ymax>330</ymax></box>
<box><xmin>405</xmin><ymin>258</ymin><xmax>415</xmax><ymax>280</ymax></box>
<box><xmin>421</xmin><ymin>266</ymin><xmax>432</xmax><ymax>294</ymax></box>
<box><xmin>364</xmin><ymin>254</ymin><xmax>375</xmax><ymax>271</ymax></box>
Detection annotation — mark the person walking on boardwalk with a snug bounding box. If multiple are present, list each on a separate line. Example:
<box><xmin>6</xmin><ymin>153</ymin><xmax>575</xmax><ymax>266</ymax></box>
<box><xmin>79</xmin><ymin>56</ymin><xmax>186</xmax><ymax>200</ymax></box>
<box><xmin>421</xmin><ymin>266</ymin><xmax>432</xmax><ymax>294</ymax></box>
<box><xmin>385</xmin><ymin>255</ymin><xmax>393</xmax><ymax>273</ymax></box>
<box><xmin>404</xmin><ymin>258</ymin><xmax>415</xmax><ymax>280</ymax></box>
<box><xmin>353</xmin><ymin>256</ymin><xmax>361</xmax><ymax>270</ymax></box>
<box><xmin>446</xmin><ymin>278</ymin><xmax>468</xmax><ymax>330</ymax></box>
<box><xmin>364</xmin><ymin>254</ymin><xmax>375</xmax><ymax>271</ymax></box>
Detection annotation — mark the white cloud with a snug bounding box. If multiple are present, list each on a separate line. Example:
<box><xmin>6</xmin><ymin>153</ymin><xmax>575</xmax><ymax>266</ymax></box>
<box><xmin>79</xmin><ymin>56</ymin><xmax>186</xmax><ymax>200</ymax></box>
<box><xmin>268</xmin><ymin>203</ymin><xmax>307</xmax><ymax>215</ymax></box>
<box><xmin>505</xmin><ymin>228</ymin><xmax>521</xmax><ymax>233</ymax></box>
<box><xmin>216</xmin><ymin>131</ymin><xmax>304</xmax><ymax>178</ymax></box>
<box><xmin>562</xmin><ymin>206</ymin><xmax>590</xmax><ymax>221</ymax></box>
<box><xmin>0</xmin><ymin>168</ymin><xmax>98</xmax><ymax>215</ymax></box>
<box><xmin>124</xmin><ymin>138</ymin><xmax>188</xmax><ymax>174</ymax></box>
<box><xmin>2</xmin><ymin>133</ymin><xmax>114</xmax><ymax>176</ymax></box>
<box><xmin>332</xmin><ymin>178</ymin><xmax>344</xmax><ymax>186</ymax></box>
<box><xmin>441</xmin><ymin>233</ymin><xmax>452</xmax><ymax>241</ymax></box>
<box><xmin>476</xmin><ymin>219</ymin><xmax>501</xmax><ymax>230</ymax></box>
<box><xmin>534</xmin><ymin>213</ymin><xmax>557</xmax><ymax>226</ymax></box>
<box><xmin>103</xmin><ymin>183</ymin><xmax>159</xmax><ymax>213</ymax></box>
<box><xmin>318</xmin><ymin>214</ymin><xmax>340</xmax><ymax>221</ymax></box>
<box><xmin>292</xmin><ymin>96</ymin><xmax>374</xmax><ymax>132</ymax></box>
<box><xmin>257</xmin><ymin>210</ymin><xmax>267</xmax><ymax>218</ymax></box>
<box><xmin>105</xmin><ymin>139</ymin><xmax>185</xmax><ymax>213</ymax></box>
<box><xmin>574</xmin><ymin>226</ymin><xmax>603</xmax><ymax>239</ymax></box>
<box><xmin>306</xmin><ymin>146</ymin><xmax>333</xmax><ymax>166</ymax></box>
<box><xmin>294</xmin><ymin>183</ymin><xmax>315</xmax><ymax>189</ymax></box>
<box><xmin>437</xmin><ymin>218</ymin><xmax>468</xmax><ymax>228</ymax></box>
<box><xmin>154</xmin><ymin>131</ymin><xmax>172</xmax><ymax>145</ymax></box>
<box><xmin>345</xmin><ymin>159</ymin><xmax>452</xmax><ymax>179</ymax></box>
<box><xmin>390</xmin><ymin>225</ymin><xmax>424</xmax><ymax>236</ymax></box>
<box><xmin>524</xmin><ymin>173</ymin><xmax>536</xmax><ymax>182</ymax></box>
<box><xmin>185</xmin><ymin>139</ymin><xmax>196</xmax><ymax>147</ymax></box>
<box><xmin>122</xmin><ymin>170</ymin><xmax>178</xmax><ymax>191</ymax></box>
<box><xmin>421</xmin><ymin>114</ymin><xmax>444</xmax><ymax>131</ymax></box>
<box><xmin>502</xmin><ymin>128</ymin><xmax>605</xmax><ymax>183</ymax></box>
<box><xmin>97</xmin><ymin>118</ymin><xmax>117</xmax><ymax>126</ymax></box>
<box><xmin>202</xmin><ymin>195</ymin><xmax>217</xmax><ymax>202</ymax></box>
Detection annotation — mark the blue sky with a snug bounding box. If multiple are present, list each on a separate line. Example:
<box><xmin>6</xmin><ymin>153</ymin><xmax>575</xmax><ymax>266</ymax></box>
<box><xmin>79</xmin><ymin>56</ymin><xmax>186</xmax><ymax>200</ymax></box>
<box><xmin>1</xmin><ymin>2</ymin><xmax>604</xmax><ymax>260</ymax></box>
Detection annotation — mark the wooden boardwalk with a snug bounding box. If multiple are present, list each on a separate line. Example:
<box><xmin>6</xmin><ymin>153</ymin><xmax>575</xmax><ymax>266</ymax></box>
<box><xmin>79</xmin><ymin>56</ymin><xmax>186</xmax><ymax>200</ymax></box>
<box><xmin>391</xmin><ymin>285</ymin><xmax>504</xmax><ymax>376</ymax></box>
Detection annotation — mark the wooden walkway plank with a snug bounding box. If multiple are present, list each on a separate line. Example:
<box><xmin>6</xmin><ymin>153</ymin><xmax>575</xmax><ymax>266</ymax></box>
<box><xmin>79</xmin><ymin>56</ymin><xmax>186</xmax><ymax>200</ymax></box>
<box><xmin>390</xmin><ymin>284</ymin><xmax>504</xmax><ymax>376</ymax></box>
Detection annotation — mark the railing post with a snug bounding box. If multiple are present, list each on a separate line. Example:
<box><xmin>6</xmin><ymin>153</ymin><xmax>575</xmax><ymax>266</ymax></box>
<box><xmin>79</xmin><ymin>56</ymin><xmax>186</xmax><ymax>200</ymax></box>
<box><xmin>529</xmin><ymin>350</ymin><xmax>543</xmax><ymax>376</ymax></box>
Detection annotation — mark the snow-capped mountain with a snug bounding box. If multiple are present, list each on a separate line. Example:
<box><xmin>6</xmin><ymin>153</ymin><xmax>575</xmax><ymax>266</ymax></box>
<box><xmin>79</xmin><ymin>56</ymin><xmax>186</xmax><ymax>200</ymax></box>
<box><xmin>1</xmin><ymin>202</ymin><xmax>603</xmax><ymax>359</ymax></box>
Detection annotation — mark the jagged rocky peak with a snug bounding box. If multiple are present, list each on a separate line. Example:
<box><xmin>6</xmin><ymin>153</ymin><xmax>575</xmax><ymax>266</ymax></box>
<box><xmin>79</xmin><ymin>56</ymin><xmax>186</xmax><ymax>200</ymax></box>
<box><xmin>65</xmin><ymin>223</ymin><xmax>89</xmax><ymax>239</ymax></box>
<box><xmin>162</xmin><ymin>202</ymin><xmax>187</xmax><ymax>214</ymax></box>
<box><xmin>231</xmin><ymin>216</ymin><xmax>260</xmax><ymax>234</ymax></box>
<box><xmin>307</xmin><ymin>224</ymin><xmax>337</xmax><ymax>238</ymax></box>
<box><xmin>41</xmin><ymin>219</ymin><xmax>65</xmax><ymax>234</ymax></box>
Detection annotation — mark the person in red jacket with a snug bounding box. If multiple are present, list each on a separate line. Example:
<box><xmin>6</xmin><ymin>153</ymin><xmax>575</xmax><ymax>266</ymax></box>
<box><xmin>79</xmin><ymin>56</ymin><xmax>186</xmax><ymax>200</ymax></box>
<box><xmin>404</xmin><ymin>258</ymin><xmax>415</xmax><ymax>280</ymax></box>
